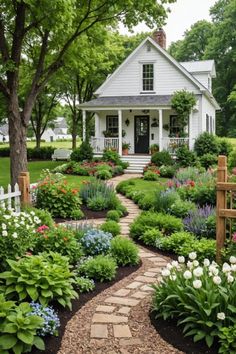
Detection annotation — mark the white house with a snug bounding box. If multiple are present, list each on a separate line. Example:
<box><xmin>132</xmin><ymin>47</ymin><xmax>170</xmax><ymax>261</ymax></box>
<box><xmin>0</xmin><ymin>122</ymin><xmax>9</xmax><ymax>143</ymax></box>
<box><xmin>80</xmin><ymin>29</ymin><xmax>220</xmax><ymax>164</ymax></box>
<box><xmin>41</xmin><ymin>117</ymin><xmax>71</xmax><ymax>142</ymax></box>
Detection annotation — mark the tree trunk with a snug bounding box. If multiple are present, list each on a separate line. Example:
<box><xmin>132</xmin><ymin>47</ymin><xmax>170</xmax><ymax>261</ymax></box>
<box><xmin>71</xmin><ymin>113</ymin><xmax>78</xmax><ymax>150</ymax></box>
<box><xmin>36</xmin><ymin>134</ymin><xmax>41</xmax><ymax>149</ymax></box>
<box><xmin>8</xmin><ymin>109</ymin><xmax>28</xmax><ymax>187</ymax></box>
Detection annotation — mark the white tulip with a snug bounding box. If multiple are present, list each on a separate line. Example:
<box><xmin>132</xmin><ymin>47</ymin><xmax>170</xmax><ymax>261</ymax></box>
<box><xmin>193</xmin><ymin>267</ymin><xmax>203</xmax><ymax>277</ymax></box>
<box><xmin>183</xmin><ymin>270</ymin><xmax>192</xmax><ymax>280</ymax></box>
<box><xmin>227</xmin><ymin>274</ymin><xmax>234</xmax><ymax>283</ymax></box>
<box><xmin>189</xmin><ymin>252</ymin><xmax>197</xmax><ymax>260</ymax></box>
<box><xmin>1</xmin><ymin>223</ymin><xmax>6</xmax><ymax>230</ymax></box>
<box><xmin>213</xmin><ymin>276</ymin><xmax>222</xmax><ymax>285</ymax></box>
<box><xmin>229</xmin><ymin>256</ymin><xmax>236</xmax><ymax>264</ymax></box>
<box><xmin>222</xmin><ymin>263</ymin><xmax>231</xmax><ymax>273</ymax></box>
<box><xmin>167</xmin><ymin>263</ymin><xmax>173</xmax><ymax>270</ymax></box>
<box><xmin>178</xmin><ymin>256</ymin><xmax>185</xmax><ymax>263</ymax></box>
<box><xmin>217</xmin><ymin>312</ymin><xmax>225</xmax><ymax>320</ymax></box>
<box><xmin>171</xmin><ymin>261</ymin><xmax>179</xmax><ymax>268</ymax></box>
<box><xmin>161</xmin><ymin>269</ymin><xmax>170</xmax><ymax>277</ymax></box>
<box><xmin>203</xmin><ymin>259</ymin><xmax>210</xmax><ymax>267</ymax></box>
<box><xmin>12</xmin><ymin>232</ymin><xmax>17</xmax><ymax>239</ymax></box>
<box><xmin>2</xmin><ymin>231</ymin><xmax>7</xmax><ymax>237</ymax></box>
<box><xmin>231</xmin><ymin>264</ymin><xmax>236</xmax><ymax>272</ymax></box>
<box><xmin>193</xmin><ymin>260</ymin><xmax>199</xmax><ymax>267</ymax></box>
<box><xmin>193</xmin><ymin>280</ymin><xmax>202</xmax><ymax>289</ymax></box>
<box><xmin>187</xmin><ymin>261</ymin><xmax>193</xmax><ymax>269</ymax></box>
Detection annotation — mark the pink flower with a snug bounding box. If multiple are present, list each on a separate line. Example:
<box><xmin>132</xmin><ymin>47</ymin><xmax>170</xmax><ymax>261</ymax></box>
<box><xmin>232</xmin><ymin>167</ymin><xmax>236</xmax><ymax>175</ymax></box>
<box><xmin>232</xmin><ymin>232</ymin><xmax>236</xmax><ymax>243</ymax></box>
<box><xmin>37</xmin><ymin>225</ymin><xmax>49</xmax><ymax>234</ymax></box>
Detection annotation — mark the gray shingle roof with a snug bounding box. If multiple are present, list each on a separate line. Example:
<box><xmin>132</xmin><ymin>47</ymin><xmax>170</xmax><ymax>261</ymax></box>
<box><xmin>80</xmin><ymin>95</ymin><xmax>173</xmax><ymax>108</ymax></box>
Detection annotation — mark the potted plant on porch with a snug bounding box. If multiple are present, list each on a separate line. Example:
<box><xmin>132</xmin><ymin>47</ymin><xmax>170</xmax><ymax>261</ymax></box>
<box><xmin>122</xmin><ymin>142</ymin><xmax>131</xmax><ymax>155</ymax></box>
<box><xmin>149</xmin><ymin>144</ymin><xmax>159</xmax><ymax>155</ymax></box>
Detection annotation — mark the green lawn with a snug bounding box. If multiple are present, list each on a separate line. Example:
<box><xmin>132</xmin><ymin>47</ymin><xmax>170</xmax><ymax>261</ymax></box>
<box><xmin>0</xmin><ymin>158</ymin><xmax>93</xmax><ymax>188</ymax></box>
<box><xmin>0</xmin><ymin>140</ymin><xmax>81</xmax><ymax>150</ymax></box>
<box><xmin>121</xmin><ymin>177</ymin><xmax>168</xmax><ymax>193</ymax></box>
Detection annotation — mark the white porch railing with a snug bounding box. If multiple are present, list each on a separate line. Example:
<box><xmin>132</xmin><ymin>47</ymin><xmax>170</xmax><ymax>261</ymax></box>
<box><xmin>90</xmin><ymin>137</ymin><xmax>119</xmax><ymax>153</ymax></box>
<box><xmin>162</xmin><ymin>137</ymin><xmax>189</xmax><ymax>154</ymax></box>
<box><xmin>0</xmin><ymin>184</ymin><xmax>21</xmax><ymax>212</ymax></box>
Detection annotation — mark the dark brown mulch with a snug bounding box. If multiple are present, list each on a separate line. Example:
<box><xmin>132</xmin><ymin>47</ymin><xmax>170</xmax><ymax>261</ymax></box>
<box><xmin>31</xmin><ymin>263</ymin><xmax>140</xmax><ymax>354</ymax></box>
<box><xmin>149</xmin><ymin>311</ymin><xmax>219</xmax><ymax>354</ymax></box>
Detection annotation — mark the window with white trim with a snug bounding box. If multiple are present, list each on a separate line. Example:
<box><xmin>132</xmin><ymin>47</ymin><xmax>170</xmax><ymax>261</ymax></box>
<box><xmin>106</xmin><ymin>115</ymin><xmax>118</xmax><ymax>136</ymax></box>
<box><xmin>206</xmin><ymin>114</ymin><xmax>210</xmax><ymax>132</ymax></box>
<box><xmin>142</xmin><ymin>64</ymin><xmax>154</xmax><ymax>91</ymax></box>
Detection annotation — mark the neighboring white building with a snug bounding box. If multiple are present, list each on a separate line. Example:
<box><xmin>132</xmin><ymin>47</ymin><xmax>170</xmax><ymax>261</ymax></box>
<box><xmin>41</xmin><ymin>117</ymin><xmax>71</xmax><ymax>142</ymax></box>
<box><xmin>0</xmin><ymin>122</ymin><xmax>9</xmax><ymax>143</ymax></box>
<box><xmin>80</xmin><ymin>29</ymin><xmax>220</xmax><ymax>158</ymax></box>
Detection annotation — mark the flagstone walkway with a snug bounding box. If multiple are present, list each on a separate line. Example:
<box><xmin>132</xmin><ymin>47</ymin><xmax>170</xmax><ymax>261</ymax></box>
<box><xmin>59</xmin><ymin>174</ymin><xmax>182</xmax><ymax>354</ymax></box>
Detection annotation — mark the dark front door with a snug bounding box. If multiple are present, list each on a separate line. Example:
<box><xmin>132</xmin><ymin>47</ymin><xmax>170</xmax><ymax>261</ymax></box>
<box><xmin>135</xmin><ymin>116</ymin><xmax>149</xmax><ymax>153</ymax></box>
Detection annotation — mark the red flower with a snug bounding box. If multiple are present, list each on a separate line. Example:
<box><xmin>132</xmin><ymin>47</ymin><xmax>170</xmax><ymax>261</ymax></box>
<box><xmin>37</xmin><ymin>225</ymin><xmax>49</xmax><ymax>233</ymax></box>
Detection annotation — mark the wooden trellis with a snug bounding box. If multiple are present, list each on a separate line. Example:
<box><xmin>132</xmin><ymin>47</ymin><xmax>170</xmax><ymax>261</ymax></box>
<box><xmin>216</xmin><ymin>155</ymin><xmax>236</xmax><ymax>261</ymax></box>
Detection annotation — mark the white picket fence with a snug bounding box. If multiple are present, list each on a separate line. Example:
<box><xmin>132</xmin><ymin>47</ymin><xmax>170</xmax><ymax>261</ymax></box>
<box><xmin>0</xmin><ymin>184</ymin><xmax>21</xmax><ymax>213</ymax></box>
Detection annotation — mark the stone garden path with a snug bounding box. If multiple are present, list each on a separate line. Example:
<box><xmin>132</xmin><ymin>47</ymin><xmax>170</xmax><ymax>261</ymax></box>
<box><xmin>59</xmin><ymin>174</ymin><xmax>182</xmax><ymax>354</ymax></box>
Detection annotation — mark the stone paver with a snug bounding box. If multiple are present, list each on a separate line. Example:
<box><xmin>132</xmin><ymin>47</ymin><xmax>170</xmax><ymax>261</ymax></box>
<box><xmin>140</xmin><ymin>284</ymin><xmax>154</xmax><ymax>292</ymax></box>
<box><xmin>113</xmin><ymin>325</ymin><xmax>132</xmax><ymax>338</ymax></box>
<box><xmin>131</xmin><ymin>291</ymin><xmax>148</xmax><ymax>299</ymax></box>
<box><xmin>96</xmin><ymin>305</ymin><xmax>116</xmax><ymax>313</ymax></box>
<box><xmin>126</xmin><ymin>281</ymin><xmax>142</xmax><ymax>289</ymax></box>
<box><xmin>105</xmin><ymin>296</ymin><xmax>139</xmax><ymax>307</ymax></box>
<box><xmin>118</xmin><ymin>307</ymin><xmax>131</xmax><ymax>315</ymax></box>
<box><xmin>144</xmin><ymin>271</ymin><xmax>159</xmax><ymax>277</ymax></box>
<box><xmin>92</xmin><ymin>314</ymin><xmax>128</xmax><ymax>323</ymax></box>
<box><xmin>91</xmin><ymin>324</ymin><xmax>108</xmax><ymax>338</ymax></box>
<box><xmin>114</xmin><ymin>289</ymin><xmax>131</xmax><ymax>297</ymax></box>
<box><xmin>134</xmin><ymin>275</ymin><xmax>157</xmax><ymax>283</ymax></box>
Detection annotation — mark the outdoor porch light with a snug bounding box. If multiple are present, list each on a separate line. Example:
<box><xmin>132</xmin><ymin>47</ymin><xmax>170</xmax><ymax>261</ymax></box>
<box><xmin>125</xmin><ymin>119</ymin><xmax>130</xmax><ymax>126</ymax></box>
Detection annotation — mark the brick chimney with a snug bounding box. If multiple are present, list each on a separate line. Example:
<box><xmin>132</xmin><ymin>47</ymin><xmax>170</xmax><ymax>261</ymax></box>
<box><xmin>152</xmin><ymin>28</ymin><xmax>166</xmax><ymax>49</ymax></box>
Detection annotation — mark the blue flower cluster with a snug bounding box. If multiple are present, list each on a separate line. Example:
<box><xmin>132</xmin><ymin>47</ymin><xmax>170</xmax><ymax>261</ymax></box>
<box><xmin>81</xmin><ymin>229</ymin><xmax>112</xmax><ymax>255</ymax></box>
<box><xmin>29</xmin><ymin>302</ymin><xmax>60</xmax><ymax>337</ymax></box>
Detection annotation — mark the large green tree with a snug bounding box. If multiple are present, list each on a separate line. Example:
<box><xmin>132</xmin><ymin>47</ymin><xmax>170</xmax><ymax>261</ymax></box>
<box><xmin>0</xmin><ymin>0</ymin><xmax>176</xmax><ymax>185</ymax></box>
<box><xmin>168</xmin><ymin>0</ymin><xmax>236</xmax><ymax>137</ymax></box>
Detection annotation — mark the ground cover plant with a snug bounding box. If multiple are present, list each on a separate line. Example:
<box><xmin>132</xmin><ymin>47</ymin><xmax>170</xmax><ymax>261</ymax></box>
<box><xmin>152</xmin><ymin>253</ymin><xmax>236</xmax><ymax>351</ymax></box>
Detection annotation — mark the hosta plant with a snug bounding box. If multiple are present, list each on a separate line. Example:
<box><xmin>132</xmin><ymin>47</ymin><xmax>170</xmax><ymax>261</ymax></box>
<box><xmin>0</xmin><ymin>252</ymin><xmax>78</xmax><ymax>309</ymax></box>
<box><xmin>0</xmin><ymin>295</ymin><xmax>44</xmax><ymax>354</ymax></box>
<box><xmin>78</xmin><ymin>255</ymin><xmax>117</xmax><ymax>282</ymax></box>
<box><xmin>152</xmin><ymin>253</ymin><xmax>236</xmax><ymax>348</ymax></box>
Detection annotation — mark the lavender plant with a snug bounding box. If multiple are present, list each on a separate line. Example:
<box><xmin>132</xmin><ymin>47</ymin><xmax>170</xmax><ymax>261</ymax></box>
<box><xmin>29</xmin><ymin>302</ymin><xmax>60</xmax><ymax>336</ymax></box>
<box><xmin>183</xmin><ymin>205</ymin><xmax>216</xmax><ymax>238</ymax></box>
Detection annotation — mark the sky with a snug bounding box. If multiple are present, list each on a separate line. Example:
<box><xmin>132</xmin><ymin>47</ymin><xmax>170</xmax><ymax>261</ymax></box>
<box><xmin>120</xmin><ymin>0</ymin><xmax>217</xmax><ymax>47</ymax></box>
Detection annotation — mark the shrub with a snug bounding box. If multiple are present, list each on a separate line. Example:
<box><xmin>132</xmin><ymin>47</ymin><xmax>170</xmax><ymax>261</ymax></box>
<box><xmin>160</xmin><ymin>231</ymin><xmax>195</xmax><ymax>254</ymax></box>
<box><xmin>168</xmin><ymin>199</ymin><xmax>196</xmax><ymax>218</ymax></box>
<box><xmin>78</xmin><ymin>255</ymin><xmax>117</xmax><ymax>282</ymax></box>
<box><xmin>102</xmin><ymin>149</ymin><xmax>121</xmax><ymax>164</ymax></box>
<box><xmin>183</xmin><ymin>205</ymin><xmax>216</xmax><ymax>238</ymax></box>
<box><xmin>116</xmin><ymin>204</ymin><xmax>128</xmax><ymax>217</ymax></box>
<box><xmin>152</xmin><ymin>254</ymin><xmax>236</xmax><ymax>348</ymax></box>
<box><xmin>130</xmin><ymin>212</ymin><xmax>183</xmax><ymax>240</ymax></box>
<box><xmin>70</xmin><ymin>141</ymin><xmax>93</xmax><ymax>162</ymax></box>
<box><xmin>29</xmin><ymin>302</ymin><xmax>60</xmax><ymax>336</ymax></box>
<box><xmin>100</xmin><ymin>220</ymin><xmax>121</xmax><ymax>237</ymax></box>
<box><xmin>74</xmin><ymin>277</ymin><xmax>95</xmax><ymax>293</ymax></box>
<box><xmin>153</xmin><ymin>189</ymin><xmax>180</xmax><ymax>213</ymax></box>
<box><xmin>0</xmin><ymin>147</ymin><xmax>10</xmax><ymax>157</ymax></box>
<box><xmin>143</xmin><ymin>171</ymin><xmax>159</xmax><ymax>181</ymax></box>
<box><xmin>190</xmin><ymin>184</ymin><xmax>216</xmax><ymax>206</ymax></box>
<box><xmin>194</xmin><ymin>132</ymin><xmax>219</xmax><ymax>156</ymax></box>
<box><xmin>151</xmin><ymin>151</ymin><xmax>173</xmax><ymax>166</ymax></box>
<box><xmin>175</xmin><ymin>167</ymin><xmax>203</xmax><ymax>183</ymax></box>
<box><xmin>228</xmin><ymin>149</ymin><xmax>236</xmax><ymax>169</ymax></box>
<box><xmin>0</xmin><ymin>295</ymin><xmax>45</xmax><ymax>353</ymax></box>
<box><xmin>34</xmin><ymin>226</ymin><xmax>83</xmax><ymax>263</ymax></box>
<box><xmin>23</xmin><ymin>206</ymin><xmax>54</xmax><ymax>228</ymax></box>
<box><xmin>116</xmin><ymin>179</ymin><xmax>135</xmax><ymax>195</ymax></box>
<box><xmin>80</xmin><ymin>180</ymin><xmax>118</xmax><ymax>210</ymax></box>
<box><xmin>87</xmin><ymin>195</ymin><xmax>109</xmax><ymax>211</ymax></box>
<box><xmin>106</xmin><ymin>210</ymin><xmax>120</xmax><ymax>222</ymax></box>
<box><xmin>137</xmin><ymin>193</ymin><xmax>156</xmax><ymax>210</ymax></box>
<box><xmin>27</xmin><ymin>146</ymin><xmax>55</xmax><ymax>160</ymax></box>
<box><xmin>0</xmin><ymin>209</ymin><xmax>41</xmax><ymax>269</ymax></box>
<box><xmin>81</xmin><ymin>229</ymin><xmax>112</xmax><ymax>255</ymax></box>
<box><xmin>139</xmin><ymin>228</ymin><xmax>163</xmax><ymax>246</ymax></box>
<box><xmin>35</xmin><ymin>173</ymin><xmax>82</xmax><ymax>218</ymax></box>
<box><xmin>95</xmin><ymin>169</ymin><xmax>112</xmax><ymax>180</ymax></box>
<box><xmin>110</xmin><ymin>236</ymin><xmax>139</xmax><ymax>266</ymax></box>
<box><xmin>112</xmin><ymin>165</ymin><xmax>124</xmax><ymax>175</ymax></box>
<box><xmin>70</xmin><ymin>209</ymin><xmax>84</xmax><ymax>220</ymax></box>
<box><xmin>200</xmin><ymin>153</ymin><xmax>218</xmax><ymax>169</ymax></box>
<box><xmin>0</xmin><ymin>252</ymin><xmax>78</xmax><ymax>308</ymax></box>
<box><xmin>176</xmin><ymin>145</ymin><xmax>197</xmax><ymax>167</ymax></box>
<box><xmin>159</xmin><ymin>165</ymin><xmax>176</xmax><ymax>178</ymax></box>
<box><xmin>219</xmin><ymin>325</ymin><xmax>236</xmax><ymax>354</ymax></box>
<box><xmin>217</xmin><ymin>138</ymin><xmax>233</xmax><ymax>156</ymax></box>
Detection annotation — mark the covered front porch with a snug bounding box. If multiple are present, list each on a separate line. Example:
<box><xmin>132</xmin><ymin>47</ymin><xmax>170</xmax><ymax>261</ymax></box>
<box><xmin>80</xmin><ymin>95</ymin><xmax>196</xmax><ymax>156</ymax></box>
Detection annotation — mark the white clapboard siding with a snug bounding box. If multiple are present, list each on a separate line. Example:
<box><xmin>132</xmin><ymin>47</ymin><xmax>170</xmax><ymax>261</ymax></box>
<box><xmin>0</xmin><ymin>184</ymin><xmax>21</xmax><ymax>213</ymax></box>
<box><xmin>100</xmin><ymin>41</ymin><xmax>199</xmax><ymax>97</ymax></box>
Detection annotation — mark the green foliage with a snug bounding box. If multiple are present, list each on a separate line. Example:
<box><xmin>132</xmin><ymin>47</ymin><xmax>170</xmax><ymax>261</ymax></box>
<box><xmin>139</xmin><ymin>228</ymin><xmax>163</xmax><ymax>246</ymax></box>
<box><xmin>151</xmin><ymin>151</ymin><xmax>173</xmax><ymax>166</ymax></box>
<box><xmin>130</xmin><ymin>212</ymin><xmax>183</xmax><ymax>240</ymax></box>
<box><xmin>74</xmin><ymin>277</ymin><xmax>95</xmax><ymax>293</ymax></box>
<box><xmin>176</xmin><ymin>145</ymin><xmax>197</xmax><ymax>167</ymax></box>
<box><xmin>100</xmin><ymin>220</ymin><xmax>121</xmax><ymax>237</ymax></box>
<box><xmin>106</xmin><ymin>210</ymin><xmax>120</xmax><ymax>222</ymax></box>
<box><xmin>153</xmin><ymin>189</ymin><xmax>180</xmax><ymax>213</ymax></box>
<box><xmin>87</xmin><ymin>195</ymin><xmax>109</xmax><ymax>211</ymax></box>
<box><xmin>34</xmin><ymin>226</ymin><xmax>83</xmax><ymax>264</ymax></box>
<box><xmin>115</xmin><ymin>204</ymin><xmax>127</xmax><ymax>217</ymax></box>
<box><xmin>171</xmin><ymin>90</ymin><xmax>196</xmax><ymax>128</ymax></box>
<box><xmin>22</xmin><ymin>206</ymin><xmax>54</xmax><ymax>228</ymax></box>
<box><xmin>36</xmin><ymin>173</ymin><xmax>82</xmax><ymax>218</ymax></box>
<box><xmin>143</xmin><ymin>170</ymin><xmax>159</xmax><ymax>181</ymax></box>
<box><xmin>70</xmin><ymin>142</ymin><xmax>93</xmax><ymax>162</ymax></box>
<box><xmin>152</xmin><ymin>255</ymin><xmax>236</xmax><ymax>348</ymax></box>
<box><xmin>168</xmin><ymin>199</ymin><xmax>196</xmax><ymax>218</ymax></box>
<box><xmin>194</xmin><ymin>132</ymin><xmax>219</xmax><ymax>156</ymax></box>
<box><xmin>200</xmin><ymin>153</ymin><xmax>218</xmax><ymax>169</ymax></box>
<box><xmin>159</xmin><ymin>165</ymin><xmax>176</xmax><ymax>178</ymax></box>
<box><xmin>217</xmin><ymin>138</ymin><xmax>233</xmax><ymax>156</ymax></box>
<box><xmin>160</xmin><ymin>231</ymin><xmax>195</xmax><ymax>254</ymax></box>
<box><xmin>78</xmin><ymin>255</ymin><xmax>117</xmax><ymax>282</ymax></box>
<box><xmin>219</xmin><ymin>325</ymin><xmax>236</xmax><ymax>354</ymax></box>
<box><xmin>0</xmin><ymin>295</ymin><xmax>44</xmax><ymax>354</ymax></box>
<box><xmin>102</xmin><ymin>149</ymin><xmax>121</xmax><ymax>164</ymax></box>
<box><xmin>95</xmin><ymin>169</ymin><xmax>112</xmax><ymax>180</ymax></box>
<box><xmin>137</xmin><ymin>193</ymin><xmax>156</xmax><ymax>210</ymax></box>
<box><xmin>110</xmin><ymin>236</ymin><xmax>139</xmax><ymax>266</ymax></box>
<box><xmin>0</xmin><ymin>146</ymin><xmax>57</xmax><ymax>160</ymax></box>
<box><xmin>70</xmin><ymin>209</ymin><xmax>84</xmax><ymax>220</ymax></box>
<box><xmin>0</xmin><ymin>252</ymin><xmax>78</xmax><ymax>309</ymax></box>
<box><xmin>228</xmin><ymin>149</ymin><xmax>236</xmax><ymax>169</ymax></box>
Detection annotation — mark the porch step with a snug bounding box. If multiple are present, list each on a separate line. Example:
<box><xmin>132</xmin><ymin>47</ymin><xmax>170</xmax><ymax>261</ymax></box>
<box><xmin>122</xmin><ymin>155</ymin><xmax>151</xmax><ymax>174</ymax></box>
<box><xmin>124</xmin><ymin>169</ymin><xmax>143</xmax><ymax>174</ymax></box>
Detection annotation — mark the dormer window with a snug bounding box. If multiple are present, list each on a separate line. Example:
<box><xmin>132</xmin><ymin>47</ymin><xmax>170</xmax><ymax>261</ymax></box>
<box><xmin>142</xmin><ymin>64</ymin><xmax>154</xmax><ymax>91</ymax></box>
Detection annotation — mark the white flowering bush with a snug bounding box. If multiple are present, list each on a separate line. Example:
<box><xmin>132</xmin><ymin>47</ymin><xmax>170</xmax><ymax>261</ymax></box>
<box><xmin>152</xmin><ymin>253</ymin><xmax>236</xmax><ymax>349</ymax></box>
<box><xmin>0</xmin><ymin>208</ymin><xmax>41</xmax><ymax>269</ymax></box>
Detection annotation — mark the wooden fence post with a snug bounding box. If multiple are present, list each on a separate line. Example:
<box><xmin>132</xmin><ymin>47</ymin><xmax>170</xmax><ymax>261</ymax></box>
<box><xmin>216</xmin><ymin>156</ymin><xmax>227</xmax><ymax>262</ymax></box>
<box><xmin>18</xmin><ymin>171</ymin><xmax>31</xmax><ymax>205</ymax></box>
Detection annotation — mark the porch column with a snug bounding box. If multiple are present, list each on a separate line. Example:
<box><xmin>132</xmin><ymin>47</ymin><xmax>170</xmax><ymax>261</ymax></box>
<box><xmin>158</xmin><ymin>109</ymin><xmax>163</xmax><ymax>151</ymax></box>
<box><xmin>94</xmin><ymin>113</ymin><xmax>100</xmax><ymax>138</ymax></box>
<box><xmin>82</xmin><ymin>110</ymin><xmax>86</xmax><ymax>141</ymax></box>
<box><xmin>118</xmin><ymin>109</ymin><xmax>122</xmax><ymax>156</ymax></box>
<box><xmin>188</xmin><ymin>110</ymin><xmax>193</xmax><ymax>149</ymax></box>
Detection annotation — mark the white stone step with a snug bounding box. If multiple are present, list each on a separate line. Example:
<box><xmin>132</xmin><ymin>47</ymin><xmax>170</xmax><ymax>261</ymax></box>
<box><xmin>124</xmin><ymin>169</ymin><xmax>143</xmax><ymax>174</ymax></box>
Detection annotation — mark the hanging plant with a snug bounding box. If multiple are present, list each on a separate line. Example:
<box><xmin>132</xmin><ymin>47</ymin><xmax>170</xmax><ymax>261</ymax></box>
<box><xmin>171</xmin><ymin>90</ymin><xmax>196</xmax><ymax>129</ymax></box>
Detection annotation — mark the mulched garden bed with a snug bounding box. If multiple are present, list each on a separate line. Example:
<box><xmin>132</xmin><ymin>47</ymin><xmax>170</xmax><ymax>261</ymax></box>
<box><xmin>31</xmin><ymin>262</ymin><xmax>141</xmax><ymax>354</ymax></box>
<box><xmin>149</xmin><ymin>312</ymin><xmax>219</xmax><ymax>354</ymax></box>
